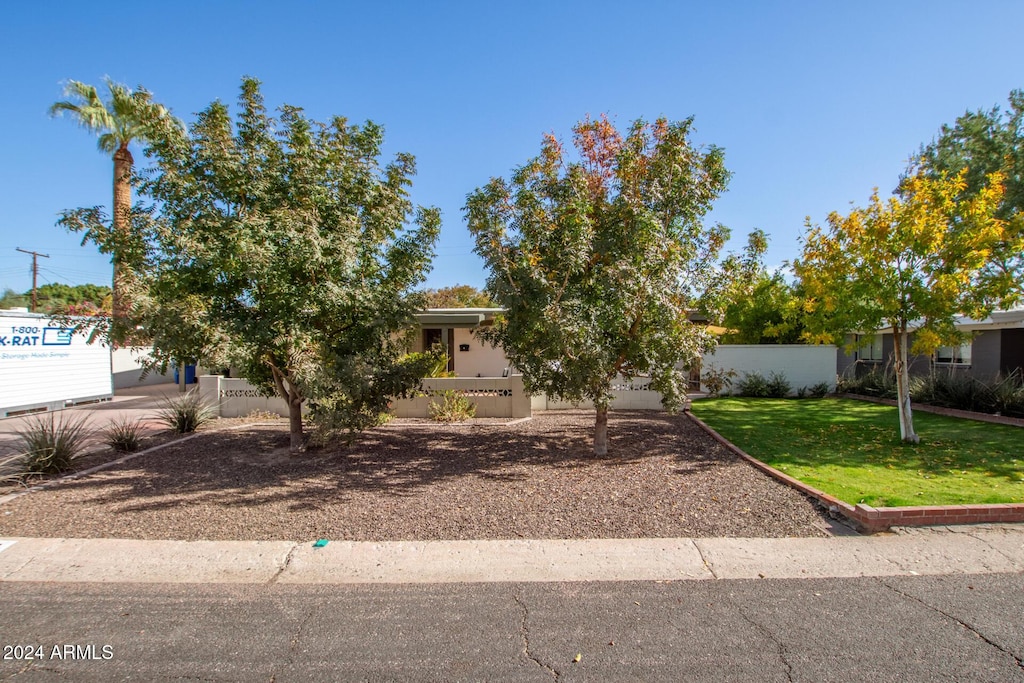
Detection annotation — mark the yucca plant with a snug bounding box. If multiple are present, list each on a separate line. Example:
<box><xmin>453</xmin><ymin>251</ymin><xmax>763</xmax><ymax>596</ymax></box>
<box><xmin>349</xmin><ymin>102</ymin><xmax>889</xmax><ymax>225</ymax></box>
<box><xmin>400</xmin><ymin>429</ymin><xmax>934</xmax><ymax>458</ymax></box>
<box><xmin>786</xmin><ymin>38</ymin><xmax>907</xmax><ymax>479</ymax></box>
<box><xmin>14</xmin><ymin>412</ymin><xmax>93</xmax><ymax>474</ymax></box>
<box><xmin>104</xmin><ymin>417</ymin><xmax>146</xmax><ymax>453</ymax></box>
<box><xmin>156</xmin><ymin>390</ymin><xmax>217</xmax><ymax>433</ymax></box>
<box><xmin>428</xmin><ymin>390</ymin><xmax>476</xmax><ymax>422</ymax></box>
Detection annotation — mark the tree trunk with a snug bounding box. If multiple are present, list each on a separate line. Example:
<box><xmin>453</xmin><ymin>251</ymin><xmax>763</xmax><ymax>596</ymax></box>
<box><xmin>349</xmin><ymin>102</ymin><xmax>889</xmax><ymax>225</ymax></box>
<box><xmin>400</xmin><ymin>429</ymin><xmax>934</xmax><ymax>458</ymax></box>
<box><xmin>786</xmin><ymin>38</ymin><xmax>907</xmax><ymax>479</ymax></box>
<box><xmin>594</xmin><ymin>405</ymin><xmax>609</xmax><ymax>456</ymax></box>
<box><xmin>112</xmin><ymin>144</ymin><xmax>133</xmax><ymax>334</ymax></box>
<box><xmin>267</xmin><ymin>360</ymin><xmax>305</xmax><ymax>454</ymax></box>
<box><xmin>287</xmin><ymin>397</ymin><xmax>304</xmax><ymax>453</ymax></box>
<box><xmin>893</xmin><ymin>327</ymin><xmax>920</xmax><ymax>444</ymax></box>
<box><xmin>177</xmin><ymin>359</ymin><xmax>187</xmax><ymax>394</ymax></box>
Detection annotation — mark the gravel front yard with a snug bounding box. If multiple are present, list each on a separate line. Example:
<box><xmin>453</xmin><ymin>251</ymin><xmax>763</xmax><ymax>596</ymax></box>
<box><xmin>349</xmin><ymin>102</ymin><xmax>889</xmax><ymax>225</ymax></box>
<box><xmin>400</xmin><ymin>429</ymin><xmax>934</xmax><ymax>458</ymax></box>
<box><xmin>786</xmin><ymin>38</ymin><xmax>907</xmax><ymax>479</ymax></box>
<box><xmin>0</xmin><ymin>411</ymin><xmax>833</xmax><ymax>541</ymax></box>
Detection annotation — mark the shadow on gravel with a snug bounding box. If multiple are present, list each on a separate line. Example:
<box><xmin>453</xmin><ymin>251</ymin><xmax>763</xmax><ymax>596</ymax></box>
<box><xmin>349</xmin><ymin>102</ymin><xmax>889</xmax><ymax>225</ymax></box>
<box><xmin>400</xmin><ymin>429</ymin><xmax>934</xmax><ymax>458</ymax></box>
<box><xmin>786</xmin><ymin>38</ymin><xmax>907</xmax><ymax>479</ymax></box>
<box><xmin>38</xmin><ymin>411</ymin><xmax>731</xmax><ymax>511</ymax></box>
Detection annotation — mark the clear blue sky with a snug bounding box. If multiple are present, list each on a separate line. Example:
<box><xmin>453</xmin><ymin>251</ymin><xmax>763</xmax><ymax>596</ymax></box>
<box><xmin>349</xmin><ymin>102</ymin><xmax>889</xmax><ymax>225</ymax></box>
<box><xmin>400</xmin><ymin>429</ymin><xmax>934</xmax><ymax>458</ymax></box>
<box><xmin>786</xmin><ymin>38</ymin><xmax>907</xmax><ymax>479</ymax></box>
<box><xmin>1</xmin><ymin>1</ymin><xmax>1022</xmax><ymax>296</ymax></box>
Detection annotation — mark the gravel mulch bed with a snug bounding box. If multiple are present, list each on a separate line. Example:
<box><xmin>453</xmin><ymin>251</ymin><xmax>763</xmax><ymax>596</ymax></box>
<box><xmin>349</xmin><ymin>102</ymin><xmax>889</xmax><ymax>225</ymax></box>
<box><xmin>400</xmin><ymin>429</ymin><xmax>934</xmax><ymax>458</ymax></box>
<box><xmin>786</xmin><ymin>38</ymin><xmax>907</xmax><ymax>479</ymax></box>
<box><xmin>0</xmin><ymin>411</ymin><xmax>833</xmax><ymax>541</ymax></box>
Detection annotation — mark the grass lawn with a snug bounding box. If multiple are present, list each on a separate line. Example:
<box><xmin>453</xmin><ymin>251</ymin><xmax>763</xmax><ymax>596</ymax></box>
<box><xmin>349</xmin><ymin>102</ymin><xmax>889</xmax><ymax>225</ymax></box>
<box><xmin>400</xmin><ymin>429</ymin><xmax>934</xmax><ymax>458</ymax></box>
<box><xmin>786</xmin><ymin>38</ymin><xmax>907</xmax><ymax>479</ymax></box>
<box><xmin>690</xmin><ymin>397</ymin><xmax>1024</xmax><ymax>508</ymax></box>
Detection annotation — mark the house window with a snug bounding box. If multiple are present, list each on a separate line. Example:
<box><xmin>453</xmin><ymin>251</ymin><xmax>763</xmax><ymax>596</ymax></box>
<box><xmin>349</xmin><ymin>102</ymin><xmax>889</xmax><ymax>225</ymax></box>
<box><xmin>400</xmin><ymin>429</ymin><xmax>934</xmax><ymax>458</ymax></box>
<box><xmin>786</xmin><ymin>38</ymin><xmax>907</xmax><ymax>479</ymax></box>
<box><xmin>935</xmin><ymin>343</ymin><xmax>972</xmax><ymax>365</ymax></box>
<box><xmin>857</xmin><ymin>335</ymin><xmax>883</xmax><ymax>362</ymax></box>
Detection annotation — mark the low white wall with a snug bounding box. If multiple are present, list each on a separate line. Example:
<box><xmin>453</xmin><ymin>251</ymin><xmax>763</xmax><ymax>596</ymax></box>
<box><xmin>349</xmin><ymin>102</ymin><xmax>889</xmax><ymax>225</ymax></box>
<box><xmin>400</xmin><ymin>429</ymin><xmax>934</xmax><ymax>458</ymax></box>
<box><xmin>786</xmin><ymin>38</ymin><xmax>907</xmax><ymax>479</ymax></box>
<box><xmin>391</xmin><ymin>376</ymin><xmax>530</xmax><ymax>418</ymax></box>
<box><xmin>199</xmin><ymin>375</ymin><xmax>291</xmax><ymax>418</ymax></box>
<box><xmin>531</xmin><ymin>376</ymin><xmax>666</xmax><ymax>411</ymax></box>
<box><xmin>699</xmin><ymin>345</ymin><xmax>837</xmax><ymax>395</ymax></box>
<box><xmin>199</xmin><ymin>374</ymin><xmax>531</xmax><ymax>419</ymax></box>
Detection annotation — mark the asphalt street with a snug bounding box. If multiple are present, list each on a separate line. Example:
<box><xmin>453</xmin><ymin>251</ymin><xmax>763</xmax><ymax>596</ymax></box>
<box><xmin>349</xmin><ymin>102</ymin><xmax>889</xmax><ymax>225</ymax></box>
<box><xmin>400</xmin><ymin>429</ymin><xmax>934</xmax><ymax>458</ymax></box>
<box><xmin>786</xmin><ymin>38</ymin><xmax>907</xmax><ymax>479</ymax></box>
<box><xmin>1</xmin><ymin>573</ymin><xmax>1022</xmax><ymax>682</ymax></box>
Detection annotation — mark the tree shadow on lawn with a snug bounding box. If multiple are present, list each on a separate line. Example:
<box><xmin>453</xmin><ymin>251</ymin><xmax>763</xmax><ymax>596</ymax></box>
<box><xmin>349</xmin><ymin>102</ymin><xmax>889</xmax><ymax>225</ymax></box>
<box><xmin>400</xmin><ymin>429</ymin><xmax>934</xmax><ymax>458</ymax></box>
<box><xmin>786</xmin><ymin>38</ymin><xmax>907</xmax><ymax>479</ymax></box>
<box><xmin>46</xmin><ymin>411</ymin><xmax>737</xmax><ymax>513</ymax></box>
<box><xmin>701</xmin><ymin>399</ymin><xmax>1024</xmax><ymax>486</ymax></box>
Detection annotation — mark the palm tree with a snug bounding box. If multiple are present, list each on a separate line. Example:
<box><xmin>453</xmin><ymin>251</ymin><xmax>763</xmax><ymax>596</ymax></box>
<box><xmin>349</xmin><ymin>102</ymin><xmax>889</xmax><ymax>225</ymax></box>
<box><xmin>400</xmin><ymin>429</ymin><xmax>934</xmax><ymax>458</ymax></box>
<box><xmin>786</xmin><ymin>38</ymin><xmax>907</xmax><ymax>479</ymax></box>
<box><xmin>50</xmin><ymin>78</ymin><xmax>180</xmax><ymax>323</ymax></box>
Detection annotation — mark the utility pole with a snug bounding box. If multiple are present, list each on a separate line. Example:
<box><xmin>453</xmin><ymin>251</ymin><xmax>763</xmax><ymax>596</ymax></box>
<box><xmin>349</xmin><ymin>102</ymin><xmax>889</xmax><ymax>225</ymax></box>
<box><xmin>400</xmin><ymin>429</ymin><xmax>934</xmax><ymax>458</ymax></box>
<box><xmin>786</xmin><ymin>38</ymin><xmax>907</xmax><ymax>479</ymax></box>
<box><xmin>15</xmin><ymin>247</ymin><xmax>50</xmax><ymax>312</ymax></box>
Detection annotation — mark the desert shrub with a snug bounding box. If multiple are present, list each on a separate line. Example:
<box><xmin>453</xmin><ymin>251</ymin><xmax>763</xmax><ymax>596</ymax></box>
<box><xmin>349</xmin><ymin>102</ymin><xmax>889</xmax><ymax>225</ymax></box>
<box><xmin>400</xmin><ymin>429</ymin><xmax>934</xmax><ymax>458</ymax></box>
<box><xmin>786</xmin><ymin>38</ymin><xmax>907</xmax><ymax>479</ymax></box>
<box><xmin>736</xmin><ymin>371</ymin><xmax>770</xmax><ymax>397</ymax></box>
<box><xmin>156</xmin><ymin>390</ymin><xmax>217</xmax><ymax>433</ymax></box>
<box><xmin>986</xmin><ymin>370</ymin><xmax>1024</xmax><ymax>417</ymax></box>
<box><xmin>766</xmin><ymin>371</ymin><xmax>792</xmax><ymax>398</ymax></box>
<box><xmin>428</xmin><ymin>390</ymin><xmax>476</xmax><ymax>422</ymax></box>
<box><xmin>701</xmin><ymin>365</ymin><xmax>738</xmax><ymax>397</ymax></box>
<box><xmin>911</xmin><ymin>371</ymin><xmax>988</xmax><ymax>412</ymax></box>
<box><xmin>838</xmin><ymin>367</ymin><xmax>898</xmax><ymax>399</ymax></box>
<box><xmin>14</xmin><ymin>412</ymin><xmax>93</xmax><ymax>473</ymax></box>
<box><xmin>736</xmin><ymin>371</ymin><xmax>791</xmax><ymax>398</ymax></box>
<box><xmin>104</xmin><ymin>417</ymin><xmax>145</xmax><ymax>453</ymax></box>
<box><xmin>808</xmin><ymin>381</ymin><xmax>831</xmax><ymax>398</ymax></box>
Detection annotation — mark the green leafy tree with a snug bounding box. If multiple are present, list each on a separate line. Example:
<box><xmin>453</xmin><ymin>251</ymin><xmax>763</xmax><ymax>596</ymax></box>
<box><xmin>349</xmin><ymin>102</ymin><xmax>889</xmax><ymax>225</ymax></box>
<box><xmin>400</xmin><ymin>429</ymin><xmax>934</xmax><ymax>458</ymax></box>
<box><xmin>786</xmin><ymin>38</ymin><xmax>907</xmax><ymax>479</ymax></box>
<box><xmin>466</xmin><ymin>115</ymin><xmax>739</xmax><ymax>455</ymax></box>
<box><xmin>796</xmin><ymin>169</ymin><xmax>1012</xmax><ymax>443</ymax></box>
<box><xmin>0</xmin><ymin>289</ymin><xmax>29</xmax><ymax>310</ymax></box>
<box><xmin>916</xmin><ymin>89</ymin><xmax>1024</xmax><ymax>299</ymax></box>
<box><xmin>64</xmin><ymin>78</ymin><xmax>440</xmax><ymax>451</ymax></box>
<box><xmin>51</xmin><ymin>79</ymin><xmax>181</xmax><ymax>330</ymax></box>
<box><xmin>720</xmin><ymin>272</ymin><xmax>805</xmax><ymax>344</ymax></box>
<box><xmin>0</xmin><ymin>284</ymin><xmax>111</xmax><ymax>315</ymax></box>
<box><xmin>423</xmin><ymin>284</ymin><xmax>495</xmax><ymax>308</ymax></box>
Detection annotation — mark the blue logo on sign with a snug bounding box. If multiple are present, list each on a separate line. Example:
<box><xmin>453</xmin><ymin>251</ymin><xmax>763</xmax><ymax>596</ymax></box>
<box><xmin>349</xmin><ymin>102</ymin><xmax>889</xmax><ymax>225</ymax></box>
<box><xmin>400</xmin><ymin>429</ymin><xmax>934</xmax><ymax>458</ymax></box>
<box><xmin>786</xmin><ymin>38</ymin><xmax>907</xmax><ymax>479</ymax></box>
<box><xmin>42</xmin><ymin>328</ymin><xmax>73</xmax><ymax>346</ymax></box>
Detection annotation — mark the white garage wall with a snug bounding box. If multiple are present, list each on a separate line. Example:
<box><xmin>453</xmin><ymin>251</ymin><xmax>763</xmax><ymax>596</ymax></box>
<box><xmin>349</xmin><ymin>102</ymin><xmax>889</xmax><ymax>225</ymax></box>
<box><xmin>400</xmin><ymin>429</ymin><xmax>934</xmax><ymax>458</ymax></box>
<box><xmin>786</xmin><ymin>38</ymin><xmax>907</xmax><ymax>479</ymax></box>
<box><xmin>699</xmin><ymin>345</ymin><xmax>837</xmax><ymax>395</ymax></box>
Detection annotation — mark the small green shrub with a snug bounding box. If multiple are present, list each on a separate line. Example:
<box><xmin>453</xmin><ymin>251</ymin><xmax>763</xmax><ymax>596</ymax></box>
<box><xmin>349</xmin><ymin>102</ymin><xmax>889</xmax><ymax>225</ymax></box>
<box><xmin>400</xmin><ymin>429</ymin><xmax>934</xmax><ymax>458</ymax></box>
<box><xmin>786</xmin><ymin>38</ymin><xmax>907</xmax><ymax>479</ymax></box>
<box><xmin>701</xmin><ymin>365</ymin><xmax>738</xmax><ymax>397</ymax></box>
<box><xmin>737</xmin><ymin>371</ymin><xmax>791</xmax><ymax>398</ymax></box>
<box><xmin>14</xmin><ymin>412</ymin><xmax>93</xmax><ymax>474</ymax></box>
<box><xmin>104</xmin><ymin>417</ymin><xmax>145</xmax><ymax>453</ymax></box>
<box><xmin>808</xmin><ymin>381</ymin><xmax>831</xmax><ymax>398</ymax></box>
<box><xmin>428</xmin><ymin>390</ymin><xmax>476</xmax><ymax>422</ymax></box>
<box><xmin>911</xmin><ymin>371</ymin><xmax>988</xmax><ymax>412</ymax></box>
<box><xmin>986</xmin><ymin>371</ymin><xmax>1024</xmax><ymax>417</ymax></box>
<box><xmin>156</xmin><ymin>390</ymin><xmax>217</xmax><ymax>433</ymax></box>
<box><xmin>838</xmin><ymin>367</ymin><xmax>898</xmax><ymax>399</ymax></box>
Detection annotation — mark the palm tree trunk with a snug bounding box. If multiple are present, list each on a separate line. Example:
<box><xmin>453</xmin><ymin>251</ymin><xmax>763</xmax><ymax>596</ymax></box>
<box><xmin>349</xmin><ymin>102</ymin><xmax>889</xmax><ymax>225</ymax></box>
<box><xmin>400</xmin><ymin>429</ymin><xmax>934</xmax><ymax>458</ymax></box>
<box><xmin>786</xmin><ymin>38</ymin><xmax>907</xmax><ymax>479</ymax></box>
<box><xmin>112</xmin><ymin>144</ymin><xmax>133</xmax><ymax>327</ymax></box>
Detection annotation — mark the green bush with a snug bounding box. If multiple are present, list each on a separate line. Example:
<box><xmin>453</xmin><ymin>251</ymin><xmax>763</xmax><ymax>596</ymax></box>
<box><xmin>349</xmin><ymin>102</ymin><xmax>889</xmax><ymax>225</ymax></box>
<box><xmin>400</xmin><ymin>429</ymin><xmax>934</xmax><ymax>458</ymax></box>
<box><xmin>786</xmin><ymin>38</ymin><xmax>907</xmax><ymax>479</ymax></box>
<box><xmin>837</xmin><ymin>367</ymin><xmax>898</xmax><ymax>399</ymax></box>
<box><xmin>986</xmin><ymin>370</ymin><xmax>1024</xmax><ymax>417</ymax></box>
<box><xmin>428</xmin><ymin>390</ymin><xmax>477</xmax><ymax>422</ymax></box>
<box><xmin>14</xmin><ymin>412</ymin><xmax>93</xmax><ymax>474</ymax></box>
<box><xmin>104</xmin><ymin>417</ymin><xmax>145</xmax><ymax>453</ymax></box>
<box><xmin>701</xmin><ymin>365</ymin><xmax>737</xmax><ymax>397</ymax></box>
<box><xmin>156</xmin><ymin>390</ymin><xmax>217</xmax><ymax>433</ymax></box>
<box><xmin>736</xmin><ymin>371</ymin><xmax>791</xmax><ymax>398</ymax></box>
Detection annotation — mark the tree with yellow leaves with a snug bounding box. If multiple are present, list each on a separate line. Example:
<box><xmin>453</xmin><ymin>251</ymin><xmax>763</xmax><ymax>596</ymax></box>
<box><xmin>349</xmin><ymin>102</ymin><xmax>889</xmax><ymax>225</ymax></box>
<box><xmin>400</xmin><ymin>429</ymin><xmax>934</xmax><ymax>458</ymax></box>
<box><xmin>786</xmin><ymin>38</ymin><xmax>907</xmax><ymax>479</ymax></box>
<box><xmin>795</xmin><ymin>168</ymin><xmax>1012</xmax><ymax>443</ymax></box>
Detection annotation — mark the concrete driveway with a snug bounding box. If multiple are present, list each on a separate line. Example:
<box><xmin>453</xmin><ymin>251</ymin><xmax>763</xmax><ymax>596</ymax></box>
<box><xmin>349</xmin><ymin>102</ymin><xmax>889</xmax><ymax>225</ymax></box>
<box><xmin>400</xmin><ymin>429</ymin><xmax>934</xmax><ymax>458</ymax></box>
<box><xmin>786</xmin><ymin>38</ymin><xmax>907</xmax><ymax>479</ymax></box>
<box><xmin>0</xmin><ymin>382</ymin><xmax>184</xmax><ymax>458</ymax></box>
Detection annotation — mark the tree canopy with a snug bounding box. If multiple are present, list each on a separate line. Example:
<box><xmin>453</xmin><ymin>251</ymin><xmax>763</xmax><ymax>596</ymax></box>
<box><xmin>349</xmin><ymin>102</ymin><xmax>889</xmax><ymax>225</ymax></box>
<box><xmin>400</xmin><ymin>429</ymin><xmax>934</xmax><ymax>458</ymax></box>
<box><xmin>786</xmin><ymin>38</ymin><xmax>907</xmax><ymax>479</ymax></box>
<box><xmin>796</xmin><ymin>168</ymin><xmax>1011</xmax><ymax>443</ymax></box>
<box><xmin>466</xmin><ymin>115</ymin><xmax>739</xmax><ymax>455</ymax></box>
<box><xmin>422</xmin><ymin>284</ymin><xmax>495</xmax><ymax>308</ymax></box>
<box><xmin>916</xmin><ymin>89</ymin><xmax>1023</xmax><ymax>302</ymax></box>
<box><xmin>62</xmin><ymin>78</ymin><xmax>440</xmax><ymax>451</ymax></box>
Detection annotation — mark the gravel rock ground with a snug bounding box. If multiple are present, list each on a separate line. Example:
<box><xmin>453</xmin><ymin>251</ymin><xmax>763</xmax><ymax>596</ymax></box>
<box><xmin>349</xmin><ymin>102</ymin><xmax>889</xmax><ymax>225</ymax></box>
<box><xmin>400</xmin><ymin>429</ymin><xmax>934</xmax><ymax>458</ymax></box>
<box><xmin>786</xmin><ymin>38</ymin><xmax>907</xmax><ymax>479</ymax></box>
<box><xmin>0</xmin><ymin>411</ymin><xmax>832</xmax><ymax>541</ymax></box>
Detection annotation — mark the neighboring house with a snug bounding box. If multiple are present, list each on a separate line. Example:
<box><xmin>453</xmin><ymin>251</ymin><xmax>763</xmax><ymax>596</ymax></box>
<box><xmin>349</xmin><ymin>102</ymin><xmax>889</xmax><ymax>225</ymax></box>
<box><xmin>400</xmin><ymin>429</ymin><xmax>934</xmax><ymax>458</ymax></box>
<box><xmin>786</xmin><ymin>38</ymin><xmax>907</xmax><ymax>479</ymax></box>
<box><xmin>412</xmin><ymin>308</ymin><xmax>509</xmax><ymax>377</ymax></box>
<box><xmin>837</xmin><ymin>309</ymin><xmax>1024</xmax><ymax>380</ymax></box>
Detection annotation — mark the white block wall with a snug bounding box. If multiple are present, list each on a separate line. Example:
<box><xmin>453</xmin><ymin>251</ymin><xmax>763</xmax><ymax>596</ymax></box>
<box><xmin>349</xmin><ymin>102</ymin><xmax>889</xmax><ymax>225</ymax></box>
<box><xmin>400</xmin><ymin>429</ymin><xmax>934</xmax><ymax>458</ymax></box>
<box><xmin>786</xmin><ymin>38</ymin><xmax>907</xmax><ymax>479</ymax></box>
<box><xmin>699</xmin><ymin>345</ymin><xmax>838</xmax><ymax>395</ymax></box>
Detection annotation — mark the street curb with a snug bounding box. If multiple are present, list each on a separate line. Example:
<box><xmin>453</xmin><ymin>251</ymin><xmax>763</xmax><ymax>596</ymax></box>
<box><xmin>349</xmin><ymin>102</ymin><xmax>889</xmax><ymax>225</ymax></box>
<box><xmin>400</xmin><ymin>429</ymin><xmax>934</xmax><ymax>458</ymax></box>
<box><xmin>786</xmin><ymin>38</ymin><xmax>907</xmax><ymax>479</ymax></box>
<box><xmin>685</xmin><ymin>412</ymin><xmax>1024</xmax><ymax>533</ymax></box>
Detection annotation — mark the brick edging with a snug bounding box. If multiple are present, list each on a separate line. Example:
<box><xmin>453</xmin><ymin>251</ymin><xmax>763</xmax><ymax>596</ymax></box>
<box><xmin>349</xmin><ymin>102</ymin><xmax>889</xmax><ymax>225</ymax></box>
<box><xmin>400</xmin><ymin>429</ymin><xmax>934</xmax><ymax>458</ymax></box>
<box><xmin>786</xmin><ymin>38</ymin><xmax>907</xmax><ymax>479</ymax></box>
<box><xmin>835</xmin><ymin>393</ymin><xmax>1024</xmax><ymax>427</ymax></box>
<box><xmin>685</xmin><ymin>411</ymin><xmax>1024</xmax><ymax>533</ymax></box>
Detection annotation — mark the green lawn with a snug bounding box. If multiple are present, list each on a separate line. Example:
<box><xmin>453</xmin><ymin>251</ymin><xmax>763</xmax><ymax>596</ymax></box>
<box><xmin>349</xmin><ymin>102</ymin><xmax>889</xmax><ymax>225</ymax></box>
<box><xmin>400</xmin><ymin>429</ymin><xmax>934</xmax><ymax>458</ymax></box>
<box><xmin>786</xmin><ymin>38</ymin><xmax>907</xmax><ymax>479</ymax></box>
<box><xmin>690</xmin><ymin>397</ymin><xmax>1024</xmax><ymax>507</ymax></box>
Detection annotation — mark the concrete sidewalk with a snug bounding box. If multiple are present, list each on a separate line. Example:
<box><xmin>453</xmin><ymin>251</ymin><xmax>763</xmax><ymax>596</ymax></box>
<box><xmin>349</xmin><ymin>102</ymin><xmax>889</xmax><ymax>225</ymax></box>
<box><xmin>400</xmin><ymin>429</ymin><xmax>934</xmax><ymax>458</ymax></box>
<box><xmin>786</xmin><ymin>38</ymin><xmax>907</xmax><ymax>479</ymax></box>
<box><xmin>1</xmin><ymin>524</ymin><xmax>1021</xmax><ymax>584</ymax></box>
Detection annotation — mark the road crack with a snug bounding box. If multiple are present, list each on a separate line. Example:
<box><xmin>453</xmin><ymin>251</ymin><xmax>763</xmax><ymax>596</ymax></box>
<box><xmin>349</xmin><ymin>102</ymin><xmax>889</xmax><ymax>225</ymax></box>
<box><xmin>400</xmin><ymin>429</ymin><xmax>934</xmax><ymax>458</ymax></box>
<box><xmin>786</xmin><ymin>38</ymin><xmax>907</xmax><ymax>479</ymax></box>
<box><xmin>724</xmin><ymin>593</ymin><xmax>793</xmax><ymax>682</ymax></box>
<box><xmin>877</xmin><ymin>578</ymin><xmax>1024</xmax><ymax>672</ymax></box>
<box><xmin>692</xmin><ymin>540</ymin><xmax>719</xmax><ymax>579</ymax></box>
<box><xmin>513</xmin><ymin>587</ymin><xmax>558</xmax><ymax>679</ymax></box>
<box><xmin>268</xmin><ymin>543</ymin><xmax>299</xmax><ymax>584</ymax></box>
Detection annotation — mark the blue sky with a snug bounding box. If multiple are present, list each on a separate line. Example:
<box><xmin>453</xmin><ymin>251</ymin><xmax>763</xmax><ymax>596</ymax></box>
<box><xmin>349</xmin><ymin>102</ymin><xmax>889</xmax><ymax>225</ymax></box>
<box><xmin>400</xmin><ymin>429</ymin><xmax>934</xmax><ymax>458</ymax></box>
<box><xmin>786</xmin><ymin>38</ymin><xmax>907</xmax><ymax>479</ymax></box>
<box><xmin>1</xmin><ymin>1</ymin><xmax>1022</xmax><ymax>296</ymax></box>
